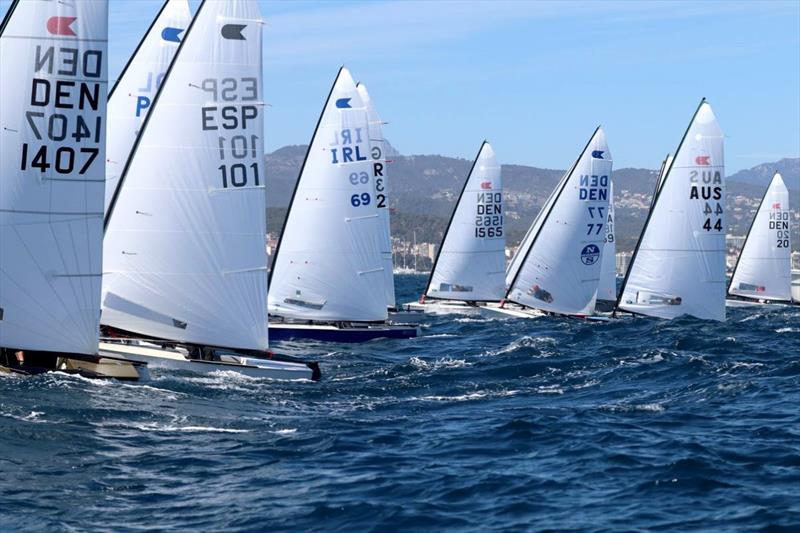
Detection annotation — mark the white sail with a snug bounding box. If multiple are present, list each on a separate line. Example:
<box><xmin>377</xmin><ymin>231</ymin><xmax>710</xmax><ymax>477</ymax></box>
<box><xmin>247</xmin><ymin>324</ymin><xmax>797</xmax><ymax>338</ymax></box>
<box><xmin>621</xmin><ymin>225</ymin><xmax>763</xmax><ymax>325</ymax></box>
<box><xmin>426</xmin><ymin>142</ymin><xmax>505</xmax><ymax>302</ymax></box>
<box><xmin>506</xmin><ymin>127</ymin><xmax>612</xmax><ymax>315</ymax></box>
<box><xmin>597</xmin><ymin>181</ymin><xmax>616</xmax><ymax>303</ymax></box>
<box><xmin>505</xmin><ymin>159</ymin><xmax>578</xmax><ymax>291</ymax></box>
<box><xmin>104</xmin><ymin>0</ymin><xmax>190</xmax><ymax>214</ymax></box>
<box><xmin>102</xmin><ymin>0</ymin><xmax>269</xmax><ymax>350</ymax></box>
<box><xmin>0</xmin><ymin>0</ymin><xmax>107</xmax><ymax>355</ymax></box>
<box><xmin>356</xmin><ymin>83</ymin><xmax>396</xmax><ymax>309</ymax></box>
<box><xmin>269</xmin><ymin>68</ymin><xmax>387</xmax><ymax>322</ymax></box>
<box><xmin>728</xmin><ymin>172</ymin><xmax>791</xmax><ymax>301</ymax></box>
<box><xmin>618</xmin><ymin>100</ymin><xmax>726</xmax><ymax>321</ymax></box>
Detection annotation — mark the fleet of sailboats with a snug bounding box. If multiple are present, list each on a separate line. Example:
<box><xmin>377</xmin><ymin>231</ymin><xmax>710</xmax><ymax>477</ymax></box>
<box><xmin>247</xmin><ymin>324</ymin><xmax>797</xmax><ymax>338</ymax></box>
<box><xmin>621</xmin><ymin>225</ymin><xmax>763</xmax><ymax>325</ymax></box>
<box><xmin>0</xmin><ymin>2</ymin><xmax>796</xmax><ymax>383</ymax></box>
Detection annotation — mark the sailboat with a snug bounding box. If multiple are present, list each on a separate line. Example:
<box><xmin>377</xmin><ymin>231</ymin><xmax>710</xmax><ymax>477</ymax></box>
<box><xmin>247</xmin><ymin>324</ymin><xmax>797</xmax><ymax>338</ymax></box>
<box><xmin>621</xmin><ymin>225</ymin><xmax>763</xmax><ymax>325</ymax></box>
<box><xmin>616</xmin><ymin>99</ymin><xmax>726</xmax><ymax>321</ymax></box>
<box><xmin>406</xmin><ymin>141</ymin><xmax>505</xmax><ymax>315</ymax></box>
<box><xmin>595</xmin><ymin>181</ymin><xmax>617</xmax><ymax>311</ymax></box>
<box><xmin>268</xmin><ymin>68</ymin><xmax>418</xmax><ymax>342</ymax></box>
<box><xmin>98</xmin><ymin>0</ymin><xmax>320</xmax><ymax>380</ymax></box>
<box><xmin>482</xmin><ymin>127</ymin><xmax>612</xmax><ymax>319</ymax></box>
<box><xmin>104</xmin><ymin>0</ymin><xmax>190</xmax><ymax>214</ymax></box>
<box><xmin>0</xmin><ymin>0</ymin><xmax>143</xmax><ymax>379</ymax></box>
<box><xmin>726</xmin><ymin>172</ymin><xmax>793</xmax><ymax>307</ymax></box>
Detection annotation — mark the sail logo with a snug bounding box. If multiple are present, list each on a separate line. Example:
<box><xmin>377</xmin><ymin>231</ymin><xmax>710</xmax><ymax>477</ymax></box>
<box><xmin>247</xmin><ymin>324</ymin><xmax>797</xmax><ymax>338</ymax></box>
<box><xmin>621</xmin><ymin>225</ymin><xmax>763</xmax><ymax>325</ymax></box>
<box><xmin>336</xmin><ymin>98</ymin><xmax>352</xmax><ymax>109</ymax></box>
<box><xmin>221</xmin><ymin>24</ymin><xmax>246</xmax><ymax>40</ymax></box>
<box><xmin>161</xmin><ymin>27</ymin><xmax>184</xmax><ymax>43</ymax></box>
<box><xmin>46</xmin><ymin>16</ymin><xmax>77</xmax><ymax>36</ymax></box>
<box><xmin>480</xmin><ymin>181</ymin><xmax>492</xmax><ymax>190</ymax></box>
<box><xmin>580</xmin><ymin>244</ymin><xmax>600</xmax><ymax>266</ymax></box>
<box><xmin>591</xmin><ymin>150</ymin><xmax>604</xmax><ymax>159</ymax></box>
<box><xmin>695</xmin><ymin>155</ymin><xmax>710</xmax><ymax>166</ymax></box>
<box><xmin>772</xmin><ymin>202</ymin><xmax>782</xmax><ymax>209</ymax></box>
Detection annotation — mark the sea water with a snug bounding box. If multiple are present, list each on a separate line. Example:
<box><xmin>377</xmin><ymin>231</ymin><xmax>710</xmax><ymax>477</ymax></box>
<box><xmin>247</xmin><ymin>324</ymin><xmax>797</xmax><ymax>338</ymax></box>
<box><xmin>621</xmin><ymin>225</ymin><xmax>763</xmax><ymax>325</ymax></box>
<box><xmin>2</xmin><ymin>275</ymin><xmax>799</xmax><ymax>530</ymax></box>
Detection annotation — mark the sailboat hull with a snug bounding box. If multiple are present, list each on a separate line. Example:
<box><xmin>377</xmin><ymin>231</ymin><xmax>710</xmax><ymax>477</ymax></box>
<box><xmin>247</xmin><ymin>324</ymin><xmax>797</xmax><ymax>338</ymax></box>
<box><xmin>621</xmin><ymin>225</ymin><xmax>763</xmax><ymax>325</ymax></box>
<box><xmin>0</xmin><ymin>353</ymin><xmax>146</xmax><ymax>381</ymax></box>
<box><xmin>792</xmin><ymin>270</ymin><xmax>800</xmax><ymax>303</ymax></box>
<box><xmin>99</xmin><ymin>341</ymin><xmax>319</xmax><ymax>381</ymax></box>
<box><xmin>724</xmin><ymin>298</ymin><xmax>793</xmax><ymax>308</ymax></box>
<box><xmin>478</xmin><ymin>304</ymin><xmax>545</xmax><ymax>320</ymax></box>
<box><xmin>403</xmin><ymin>301</ymin><xmax>484</xmax><ymax>316</ymax></box>
<box><xmin>268</xmin><ymin>322</ymin><xmax>419</xmax><ymax>342</ymax></box>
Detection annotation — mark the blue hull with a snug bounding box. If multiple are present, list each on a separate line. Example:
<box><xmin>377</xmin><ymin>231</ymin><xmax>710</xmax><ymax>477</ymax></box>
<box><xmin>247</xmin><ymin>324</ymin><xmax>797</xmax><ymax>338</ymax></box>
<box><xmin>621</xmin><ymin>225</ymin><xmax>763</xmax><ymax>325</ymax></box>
<box><xmin>269</xmin><ymin>324</ymin><xmax>418</xmax><ymax>343</ymax></box>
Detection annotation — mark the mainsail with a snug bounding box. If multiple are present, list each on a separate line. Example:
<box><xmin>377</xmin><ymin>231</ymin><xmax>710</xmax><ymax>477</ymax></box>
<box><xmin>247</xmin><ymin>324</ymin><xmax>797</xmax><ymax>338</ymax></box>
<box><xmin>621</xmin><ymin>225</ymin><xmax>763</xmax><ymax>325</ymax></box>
<box><xmin>102</xmin><ymin>0</ymin><xmax>270</xmax><ymax>350</ymax></box>
<box><xmin>617</xmin><ymin>100</ymin><xmax>726</xmax><ymax>320</ymax></box>
<box><xmin>0</xmin><ymin>0</ymin><xmax>107</xmax><ymax>355</ymax></box>
<box><xmin>269</xmin><ymin>68</ymin><xmax>387</xmax><ymax>322</ymax></box>
<box><xmin>728</xmin><ymin>172</ymin><xmax>791</xmax><ymax>302</ymax></box>
<box><xmin>505</xmin><ymin>127</ymin><xmax>612</xmax><ymax>316</ymax></box>
<box><xmin>356</xmin><ymin>82</ymin><xmax>396</xmax><ymax>309</ymax></box>
<box><xmin>597</xmin><ymin>181</ymin><xmax>616</xmax><ymax>304</ymax></box>
<box><xmin>104</xmin><ymin>0</ymin><xmax>190</xmax><ymax>213</ymax></box>
<box><xmin>425</xmin><ymin>142</ymin><xmax>505</xmax><ymax>302</ymax></box>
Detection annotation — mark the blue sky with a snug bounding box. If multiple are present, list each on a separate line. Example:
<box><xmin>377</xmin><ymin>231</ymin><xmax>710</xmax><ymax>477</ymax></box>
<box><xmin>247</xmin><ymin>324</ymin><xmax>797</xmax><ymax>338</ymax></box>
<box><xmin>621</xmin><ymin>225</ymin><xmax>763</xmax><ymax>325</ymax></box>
<box><xmin>2</xmin><ymin>0</ymin><xmax>799</xmax><ymax>172</ymax></box>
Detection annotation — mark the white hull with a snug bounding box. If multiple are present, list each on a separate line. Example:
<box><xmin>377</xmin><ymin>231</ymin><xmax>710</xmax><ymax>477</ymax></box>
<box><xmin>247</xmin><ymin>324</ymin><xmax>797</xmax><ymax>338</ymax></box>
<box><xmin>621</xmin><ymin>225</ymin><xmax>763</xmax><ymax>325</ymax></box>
<box><xmin>792</xmin><ymin>270</ymin><xmax>800</xmax><ymax>303</ymax></box>
<box><xmin>478</xmin><ymin>303</ymin><xmax>545</xmax><ymax>319</ymax></box>
<box><xmin>99</xmin><ymin>341</ymin><xmax>317</xmax><ymax>381</ymax></box>
<box><xmin>403</xmin><ymin>300</ymin><xmax>483</xmax><ymax>316</ymax></box>
<box><xmin>725</xmin><ymin>298</ymin><xmax>792</xmax><ymax>308</ymax></box>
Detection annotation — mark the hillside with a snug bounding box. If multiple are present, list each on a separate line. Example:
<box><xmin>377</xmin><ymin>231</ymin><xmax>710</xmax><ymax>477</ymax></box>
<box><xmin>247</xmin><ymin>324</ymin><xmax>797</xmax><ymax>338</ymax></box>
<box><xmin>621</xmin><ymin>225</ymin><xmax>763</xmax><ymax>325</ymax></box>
<box><xmin>266</xmin><ymin>147</ymin><xmax>799</xmax><ymax>252</ymax></box>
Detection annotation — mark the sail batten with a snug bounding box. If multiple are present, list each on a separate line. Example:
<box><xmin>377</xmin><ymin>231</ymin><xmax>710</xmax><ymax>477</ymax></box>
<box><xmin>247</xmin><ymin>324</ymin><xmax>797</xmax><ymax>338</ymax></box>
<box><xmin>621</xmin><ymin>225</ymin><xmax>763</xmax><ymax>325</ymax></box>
<box><xmin>425</xmin><ymin>142</ymin><xmax>505</xmax><ymax>302</ymax></box>
<box><xmin>505</xmin><ymin>128</ymin><xmax>612</xmax><ymax>316</ymax></box>
<box><xmin>268</xmin><ymin>68</ymin><xmax>387</xmax><ymax>322</ymax></box>
<box><xmin>617</xmin><ymin>100</ymin><xmax>726</xmax><ymax>321</ymax></box>
<box><xmin>1</xmin><ymin>0</ymin><xmax>108</xmax><ymax>355</ymax></box>
<box><xmin>102</xmin><ymin>0</ymin><xmax>270</xmax><ymax>350</ymax></box>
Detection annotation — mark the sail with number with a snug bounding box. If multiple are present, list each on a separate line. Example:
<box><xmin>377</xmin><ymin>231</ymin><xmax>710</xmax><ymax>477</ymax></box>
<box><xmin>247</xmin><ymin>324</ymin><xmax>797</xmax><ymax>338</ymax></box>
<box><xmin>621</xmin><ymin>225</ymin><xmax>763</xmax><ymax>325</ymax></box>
<box><xmin>425</xmin><ymin>142</ymin><xmax>505</xmax><ymax>302</ymax></box>
<box><xmin>505</xmin><ymin>127</ymin><xmax>612</xmax><ymax>316</ymax></box>
<box><xmin>104</xmin><ymin>0</ymin><xmax>190</xmax><ymax>213</ymax></box>
<box><xmin>728</xmin><ymin>172</ymin><xmax>791</xmax><ymax>302</ymax></box>
<box><xmin>102</xmin><ymin>0</ymin><xmax>270</xmax><ymax>350</ymax></box>
<box><xmin>0</xmin><ymin>0</ymin><xmax>108</xmax><ymax>355</ymax></box>
<box><xmin>617</xmin><ymin>100</ymin><xmax>726</xmax><ymax>321</ymax></box>
<box><xmin>356</xmin><ymin>82</ymin><xmax>395</xmax><ymax>309</ymax></box>
<box><xmin>269</xmin><ymin>68</ymin><xmax>386</xmax><ymax>322</ymax></box>
<box><xmin>597</xmin><ymin>181</ymin><xmax>616</xmax><ymax>304</ymax></box>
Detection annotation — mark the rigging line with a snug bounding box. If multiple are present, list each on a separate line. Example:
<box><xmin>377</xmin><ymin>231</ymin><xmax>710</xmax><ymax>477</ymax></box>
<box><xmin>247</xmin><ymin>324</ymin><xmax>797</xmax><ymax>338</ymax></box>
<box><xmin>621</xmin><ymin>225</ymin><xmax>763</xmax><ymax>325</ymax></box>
<box><xmin>727</xmin><ymin>174</ymin><xmax>773</xmax><ymax>296</ymax></box>
<box><xmin>425</xmin><ymin>140</ymin><xmax>489</xmax><ymax>297</ymax></box>
<box><xmin>105</xmin><ymin>0</ymin><xmax>210</xmax><ymax>230</ymax></box>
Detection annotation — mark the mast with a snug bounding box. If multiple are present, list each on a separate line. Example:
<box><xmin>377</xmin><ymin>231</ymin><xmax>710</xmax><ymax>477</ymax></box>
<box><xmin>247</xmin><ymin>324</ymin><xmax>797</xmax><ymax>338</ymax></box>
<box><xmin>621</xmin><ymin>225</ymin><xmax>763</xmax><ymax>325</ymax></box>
<box><xmin>108</xmin><ymin>0</ymin><xmax>173</xmax><ymax>99</ymax></box>
<box><xmin>505</xmin><ymin>126</ymin><xmax>601</xmax><ymax>301</ymax></box>
<box><xmin>268</xmin><ymin>67</ymin><xmax>344</xmax><ymax>285</ymax></box>
<box><xmin>613</xmin><ymin>99</ymin><xmax>706</xmax><ymax>315</ymax></box>
<box><xmin>105</xmin><ymin>0</ymin><xmax>205</xmax><ymax>230</ymax></box>
<box><xmin>423</xmin><ymin>141</ymin><xmax>487</xmax><ymax>297</ymax></box>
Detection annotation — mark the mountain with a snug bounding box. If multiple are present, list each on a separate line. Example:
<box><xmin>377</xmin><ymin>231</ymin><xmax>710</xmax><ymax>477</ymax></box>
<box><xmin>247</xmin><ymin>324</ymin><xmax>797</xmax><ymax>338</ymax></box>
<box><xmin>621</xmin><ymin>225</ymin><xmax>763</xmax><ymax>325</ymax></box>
<box><xmin>727</xmin><ymin>158</ymin><xmax>799</xmax><ymax>191</ymax></box>
<box><xmin>266</xmin><ymin>146</ymin><xmax>798</xmax><ymax>252</ymax></box>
